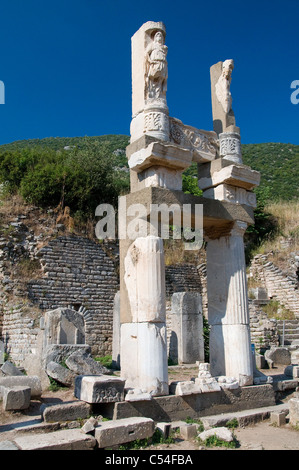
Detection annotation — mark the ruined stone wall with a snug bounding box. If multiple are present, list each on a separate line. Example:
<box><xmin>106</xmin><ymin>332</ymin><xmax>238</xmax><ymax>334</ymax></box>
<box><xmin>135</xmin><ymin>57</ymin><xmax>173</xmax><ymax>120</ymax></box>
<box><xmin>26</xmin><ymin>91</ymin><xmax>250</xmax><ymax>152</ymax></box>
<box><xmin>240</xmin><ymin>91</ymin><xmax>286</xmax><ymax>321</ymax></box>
<box><xmin>250</xmin><ymin>254</ymin><xmax>299</xmax><ymax>317</ymax></box>
<box><xmin>249</xmin><ymin>300</ymin><xmax>279</xmax><ymax>352</ymax></box>
<box><xmin>165</xmin><ymin>264</ymin><xmax>203</xmax><ymax>297</ymax></box>
<box><xmin>27</xmin><ymin>235</ymin><xmax>119</xmax><ymax>356</ymax></box>
<box><xmin>1</xmin><ymin>300</ymin><xmax>41</xmax><ymax>364</ymax></box>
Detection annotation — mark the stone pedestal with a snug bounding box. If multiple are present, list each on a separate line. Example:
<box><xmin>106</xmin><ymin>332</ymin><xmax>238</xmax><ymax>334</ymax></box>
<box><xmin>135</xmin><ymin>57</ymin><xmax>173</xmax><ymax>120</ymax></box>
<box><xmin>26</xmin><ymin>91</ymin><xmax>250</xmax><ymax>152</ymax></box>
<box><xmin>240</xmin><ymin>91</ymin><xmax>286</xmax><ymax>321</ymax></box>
<box><xmin>206</xmin><ymin>221</ymin><xmax>253</xmax><ymax>386</ymax></box>
<box><xmin>112</xmin><ymin>291</ymin><xmax>121</xmax><ymax>369</ymax></box>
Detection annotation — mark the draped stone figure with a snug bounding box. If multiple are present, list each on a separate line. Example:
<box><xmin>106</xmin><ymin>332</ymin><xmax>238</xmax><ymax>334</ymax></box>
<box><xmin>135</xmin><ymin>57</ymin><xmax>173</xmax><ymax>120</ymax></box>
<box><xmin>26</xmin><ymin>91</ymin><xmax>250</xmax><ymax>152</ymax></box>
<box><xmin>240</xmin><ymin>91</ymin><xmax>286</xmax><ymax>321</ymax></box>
<box><xmin>145</xmin><ymin>30</ymin><xmax>168</xmax><ymax>102</ymax></box>
<box><xmin>215</xmin><ymin>59</ymin><xmax>234</xmax><ymax>114</ymax></box>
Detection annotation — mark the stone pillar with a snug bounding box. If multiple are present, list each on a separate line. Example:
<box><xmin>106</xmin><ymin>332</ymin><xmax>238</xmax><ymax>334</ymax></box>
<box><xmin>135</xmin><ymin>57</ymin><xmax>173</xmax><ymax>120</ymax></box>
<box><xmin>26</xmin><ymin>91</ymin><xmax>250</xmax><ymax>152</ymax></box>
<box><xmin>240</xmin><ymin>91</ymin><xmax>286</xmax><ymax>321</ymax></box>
<box><xmin>206</xmin><ymin>220</ymin><xmax>253</xmax><ymax>386</ymax></box>
<box><xmin>170</xmin><ymin>292</ymin><xmax>204</xmax><ymax>364</ymax></box>
<box><xmin>210</xmin><ymin>59</ymin><xmax>239</xmax><ymax>137</ymax></box>
<box><xmin>112</xmin><ymin>291</ymin><xmax>121</xmax><ymax>369</ymax></box>
<box><xmin>130</xmin><ymin>21</ymin><xmax>169</xmax><ymax>144</ymax></box>
<box><xmin>120</xmin><ymin>235</ymin><xmax>168</xmax><ymax>396</ymax></box>
<box><xmin>0</xmin><ymin>340</ymin><xmax>4</xmax><ymax>365</ymax></box>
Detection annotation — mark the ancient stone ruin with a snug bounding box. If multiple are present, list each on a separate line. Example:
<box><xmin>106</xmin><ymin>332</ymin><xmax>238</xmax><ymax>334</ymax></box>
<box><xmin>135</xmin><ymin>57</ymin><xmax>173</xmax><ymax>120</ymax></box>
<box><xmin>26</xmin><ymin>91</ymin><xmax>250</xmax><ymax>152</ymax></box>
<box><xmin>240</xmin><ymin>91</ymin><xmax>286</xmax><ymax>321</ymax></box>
<box><xmin>119</xmin><ymin>20</ymin><xmax>259</xmax><ymax>395</ymax></box>
<box><xmin>0</xmin><ymin>20</ymin><xmax>298</xmax><ymax>451</ymax></box>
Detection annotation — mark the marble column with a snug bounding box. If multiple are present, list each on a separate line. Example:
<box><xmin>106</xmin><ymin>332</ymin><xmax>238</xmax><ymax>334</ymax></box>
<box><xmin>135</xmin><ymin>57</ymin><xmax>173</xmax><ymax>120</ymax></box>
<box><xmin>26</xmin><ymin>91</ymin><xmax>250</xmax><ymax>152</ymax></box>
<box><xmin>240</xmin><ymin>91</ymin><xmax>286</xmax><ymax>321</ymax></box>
<box><xmin>206</xmin><ymin>220</ymin><xmax>253</xmax><ymax>386</ymax></box>
<box><xmin>120</xmin><ymin>235</ymin><xmax>168</xmax><ymax>396</ymax></box>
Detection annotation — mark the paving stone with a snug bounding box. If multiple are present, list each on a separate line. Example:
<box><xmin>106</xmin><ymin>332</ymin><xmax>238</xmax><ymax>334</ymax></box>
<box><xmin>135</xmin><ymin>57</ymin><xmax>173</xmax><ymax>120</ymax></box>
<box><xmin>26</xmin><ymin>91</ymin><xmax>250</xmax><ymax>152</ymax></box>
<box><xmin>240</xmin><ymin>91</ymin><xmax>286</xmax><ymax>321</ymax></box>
<box><xmin>0</xmin><ymin>441</ymin><xmax>20</xmax><ymax>450</ymax></box>
<box><xmin>12</xmin><ymin>429</ymin><xmax>97</xmax><ymax>450</ymax></box>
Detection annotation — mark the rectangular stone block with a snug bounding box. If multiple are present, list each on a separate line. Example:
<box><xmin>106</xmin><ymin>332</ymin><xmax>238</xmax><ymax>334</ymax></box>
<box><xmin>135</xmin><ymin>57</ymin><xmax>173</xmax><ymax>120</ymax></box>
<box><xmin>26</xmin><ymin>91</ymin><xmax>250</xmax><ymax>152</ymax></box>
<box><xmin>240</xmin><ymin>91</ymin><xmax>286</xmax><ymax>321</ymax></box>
<box><xmin>198</xmin><ymin>164</ymin><xmax>260</xmax><ymax>191</ymax></box>
<box><xmin>180</xmin><ymin>423</ymin><xmax>197</xmax><ymax>440</ymax></box>
<box><xmin>94</xmin><ymin>417</ymin><xmax>155</xmax><ymax>448</ymax></box>
<box><xmin>13</xmin><ymin>429</ymin><xmax>96</xmax><ymax>450</ymax></box>
<box><xmin>74</xmin><ymin>375</ymin><xmax>125</xmax><ymax>404</ymax></box>
<box><xmin>0</xmin><ymin>376</ymin><xmax>41</xmax><ymax>398</ymax></box>
<box><xmin>270</xmin><ymin>411</ymin><xmax>286</xmax><ymax>427</ymax></box>
<box><xmin>3</xmin><ymin>386</ymin><xmax>31</xmax><ymax>411</ymax></box>
<box><xmin>41</xmin><ymin>400</ymin><xmax>92</xmax><ymax>423</ymax></box>
<box><xmin>289</xmin><ymin>398</ymin><xmax>299</xmax><ymax>426</ymax></box>
<box><xmin>170</xmin><ymin>292</ymin><xmax>204</xmax><ymax>364</ymax></box>
<box><xmin>128</xmin><ymin>141</ymin><xmax>192</xmax><ymax>172</ymax></box>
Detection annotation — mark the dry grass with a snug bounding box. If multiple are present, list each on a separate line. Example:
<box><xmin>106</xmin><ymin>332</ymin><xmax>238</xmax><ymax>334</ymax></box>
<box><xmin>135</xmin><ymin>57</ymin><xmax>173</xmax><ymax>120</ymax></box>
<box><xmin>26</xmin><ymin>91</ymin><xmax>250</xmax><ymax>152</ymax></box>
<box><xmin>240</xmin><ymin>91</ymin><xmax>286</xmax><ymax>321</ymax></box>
<box><xmin>163</xmin><ymin>239</ymin><xmax>200</xmax><ymax>266</ymax></box>
<box><xmin>0</xmin><ymin>194</ymin><xmax>30</xmax><ymax>222</ymax></box>
<box><xmin>253</xmin><ymin>200</ymin><xmax>299</xmax><ymax>257</ymax></box>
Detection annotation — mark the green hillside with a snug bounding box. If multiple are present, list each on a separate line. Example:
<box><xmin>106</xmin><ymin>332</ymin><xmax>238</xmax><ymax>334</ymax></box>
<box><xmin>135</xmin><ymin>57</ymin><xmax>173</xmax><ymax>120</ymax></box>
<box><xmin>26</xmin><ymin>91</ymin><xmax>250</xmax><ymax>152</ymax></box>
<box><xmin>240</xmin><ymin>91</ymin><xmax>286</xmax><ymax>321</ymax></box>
<box><xmin>0</xmin><ymin>136</ymin><xmax>298</xmax><ymax>203</ymax></box>
<box><xmin>242</xmin><ymin>143</ymin><xmax>299</xmax><ymax>202</ymax></box>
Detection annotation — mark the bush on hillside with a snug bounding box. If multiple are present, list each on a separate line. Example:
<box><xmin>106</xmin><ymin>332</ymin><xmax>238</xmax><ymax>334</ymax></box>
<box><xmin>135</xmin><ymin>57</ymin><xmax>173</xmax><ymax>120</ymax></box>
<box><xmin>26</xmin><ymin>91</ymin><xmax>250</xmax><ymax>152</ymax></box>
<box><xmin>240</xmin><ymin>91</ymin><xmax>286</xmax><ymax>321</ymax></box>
<box><xmin>0</xmin><ymin>138</ymin><xmax>130</xmax><ymax>219</ymax></box>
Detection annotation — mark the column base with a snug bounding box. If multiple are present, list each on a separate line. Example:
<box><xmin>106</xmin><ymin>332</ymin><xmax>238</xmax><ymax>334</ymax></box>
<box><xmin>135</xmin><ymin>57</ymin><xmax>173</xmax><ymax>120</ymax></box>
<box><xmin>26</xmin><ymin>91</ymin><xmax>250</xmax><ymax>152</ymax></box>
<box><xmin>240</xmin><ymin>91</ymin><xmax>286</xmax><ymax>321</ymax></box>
<box><xmin>209</xmin><ymin>324</ymin><xmax>253</xmax><ymax>386</ymax></box>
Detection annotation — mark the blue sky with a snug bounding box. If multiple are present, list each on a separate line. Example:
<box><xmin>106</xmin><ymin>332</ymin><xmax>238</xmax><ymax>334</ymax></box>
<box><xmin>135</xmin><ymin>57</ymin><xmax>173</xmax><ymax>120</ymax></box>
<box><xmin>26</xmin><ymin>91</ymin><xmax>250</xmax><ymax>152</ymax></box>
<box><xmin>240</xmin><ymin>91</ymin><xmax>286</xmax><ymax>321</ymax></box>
<box><xmin>0</xmin><ymin>0</ymin><xmax>298</xmax><ymax>146</ymax></box>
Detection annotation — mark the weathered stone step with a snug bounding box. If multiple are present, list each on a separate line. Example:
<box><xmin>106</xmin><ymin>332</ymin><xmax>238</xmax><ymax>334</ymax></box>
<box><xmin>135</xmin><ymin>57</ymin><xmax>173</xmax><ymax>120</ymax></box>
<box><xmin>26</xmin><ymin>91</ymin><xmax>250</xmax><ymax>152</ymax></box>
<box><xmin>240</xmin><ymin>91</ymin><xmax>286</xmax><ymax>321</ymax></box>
<box><xmin>10</xmin><ymin>429</ymin><xmax>97</xmax><ymax>450</ymax></box>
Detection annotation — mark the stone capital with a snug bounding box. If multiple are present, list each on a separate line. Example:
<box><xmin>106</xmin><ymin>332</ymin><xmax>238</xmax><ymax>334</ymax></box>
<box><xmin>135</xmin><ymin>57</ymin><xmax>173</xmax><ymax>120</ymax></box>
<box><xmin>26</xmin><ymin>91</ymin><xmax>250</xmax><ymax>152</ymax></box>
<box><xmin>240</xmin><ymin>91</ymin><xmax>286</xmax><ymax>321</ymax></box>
<box><xmin>230</xmin><ymin>220</ymin><xmax>248</xmax><ymax>237</ymax></box>
<box><xmin>219</xmin><ymin>132</ymin><xmax>242</xmax><ymax>164</ymax></box>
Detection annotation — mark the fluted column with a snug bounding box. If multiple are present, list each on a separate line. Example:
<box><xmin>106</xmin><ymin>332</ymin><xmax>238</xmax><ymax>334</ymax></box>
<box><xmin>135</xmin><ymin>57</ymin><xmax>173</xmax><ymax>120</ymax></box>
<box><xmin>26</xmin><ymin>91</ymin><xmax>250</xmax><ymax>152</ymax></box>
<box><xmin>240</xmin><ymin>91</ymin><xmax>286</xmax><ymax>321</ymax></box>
<box><xmin>120</xmin><ymin>235</ymin><xmax>168</xmax><ymax>396</ymax></box>
<box><xmin>206</xmin><ymin>220</ymin><xmax>253</xmax><ymax>386</ymax></box>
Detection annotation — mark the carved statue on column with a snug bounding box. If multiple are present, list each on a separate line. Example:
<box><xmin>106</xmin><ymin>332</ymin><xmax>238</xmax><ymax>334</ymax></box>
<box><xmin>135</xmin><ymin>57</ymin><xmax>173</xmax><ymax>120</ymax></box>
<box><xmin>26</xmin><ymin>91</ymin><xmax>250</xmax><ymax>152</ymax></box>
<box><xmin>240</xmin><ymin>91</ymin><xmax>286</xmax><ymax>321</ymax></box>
<box><xmin>145</xmin><ymin>30</ymin><xmax>168</xmax><ymax>102</ymax></box>
<box><xmin>215</xmin><ymin>59</ymin><xmax>234</xmax><ymax>114</ymax></box>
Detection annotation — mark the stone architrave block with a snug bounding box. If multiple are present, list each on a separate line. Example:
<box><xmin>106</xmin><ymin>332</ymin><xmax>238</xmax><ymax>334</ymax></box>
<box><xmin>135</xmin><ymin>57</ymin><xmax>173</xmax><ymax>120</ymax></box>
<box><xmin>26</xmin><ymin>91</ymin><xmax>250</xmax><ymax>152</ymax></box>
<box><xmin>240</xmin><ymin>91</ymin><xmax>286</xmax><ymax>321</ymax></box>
<box><xmin>94</xmin><ymin>417</ymin><xmax>155</xmax><ymax>448</ymax></box>
<box><xmin>198</xmin><ymin>164</ymin><xmax>260</xmax><ymax>191</ymax></box>
<box><xmin>74</xmin><ymin>375</ymin><xmax>125</xmax><ymax>404</ymax></box>
<box><xmin>169</xmin><ymin>117</ymin><xmax>217</xmax><ymax>163</ymax></box>
<box><xmin>2</xmin><ymin>386</ymin><xmax>31</xmax><ymax>411</ymax></box>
